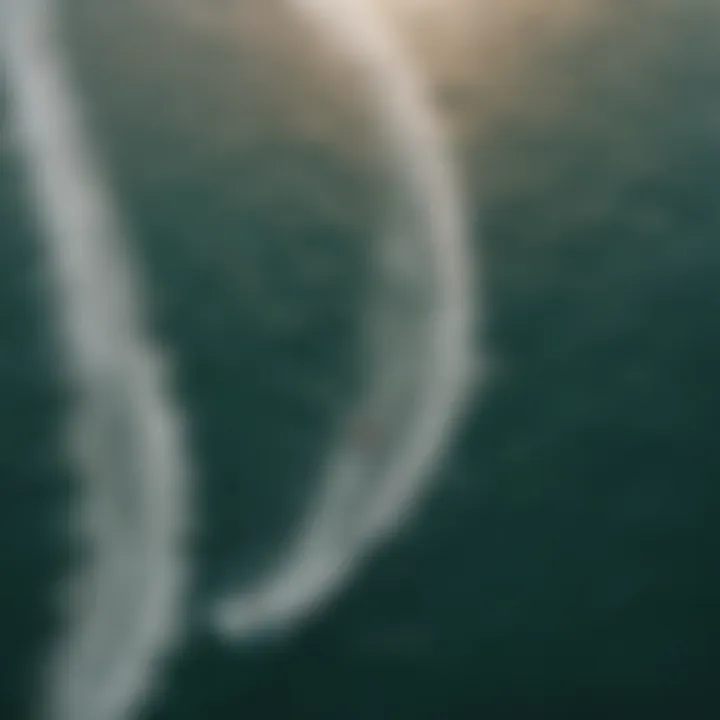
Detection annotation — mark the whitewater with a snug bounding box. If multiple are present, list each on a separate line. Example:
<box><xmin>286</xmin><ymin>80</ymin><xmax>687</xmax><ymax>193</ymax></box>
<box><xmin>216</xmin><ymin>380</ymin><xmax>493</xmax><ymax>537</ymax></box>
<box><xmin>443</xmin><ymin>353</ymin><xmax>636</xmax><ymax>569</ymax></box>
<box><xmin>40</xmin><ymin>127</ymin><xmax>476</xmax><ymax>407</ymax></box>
<box><xmin>212</xmin><ymin>0</ymin><xmax>478</xmax><ymax>639</ymax></box>
<box><xmin>2</xmin><ymin>1</ymin><xmax>191</xmax><ymax>719</ymax></box>
<box><xmin>1</xmin><ymin>0</ymin><xmax>479</xmax><ymax>717</ymax></box>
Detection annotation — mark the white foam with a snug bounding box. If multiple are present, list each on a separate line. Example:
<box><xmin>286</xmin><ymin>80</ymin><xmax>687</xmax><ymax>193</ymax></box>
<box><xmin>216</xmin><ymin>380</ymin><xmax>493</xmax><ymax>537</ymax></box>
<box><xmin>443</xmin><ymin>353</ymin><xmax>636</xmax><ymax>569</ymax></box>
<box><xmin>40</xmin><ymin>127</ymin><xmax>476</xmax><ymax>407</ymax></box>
<box><xmin>2</xmin><ymin>2</ymin><xmax>192</xmax><ymax>719</ymax></box>
<box><xmin>212</xmin><ymin>0</ymin><xmax>479</xmax><ymax>639</ymax></box>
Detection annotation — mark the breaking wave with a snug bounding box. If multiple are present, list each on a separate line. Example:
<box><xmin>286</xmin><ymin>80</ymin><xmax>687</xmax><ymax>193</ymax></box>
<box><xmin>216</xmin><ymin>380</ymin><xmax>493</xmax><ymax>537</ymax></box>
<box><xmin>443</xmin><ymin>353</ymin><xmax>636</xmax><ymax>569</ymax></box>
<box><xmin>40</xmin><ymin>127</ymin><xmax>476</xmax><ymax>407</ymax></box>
<box><xmin>211</xmin><ymin>0</ymin><xmax>478</xmax><ymax>639</ymax></box>
<box><xmin>2</xmin><ymin>0</ymin><xmax>478</xmax><ymax>716</ymax></box>
<box><xmin>3</xmin><ymin>1</ymin><xmax>191</xmax><ymax>719</ymax></box>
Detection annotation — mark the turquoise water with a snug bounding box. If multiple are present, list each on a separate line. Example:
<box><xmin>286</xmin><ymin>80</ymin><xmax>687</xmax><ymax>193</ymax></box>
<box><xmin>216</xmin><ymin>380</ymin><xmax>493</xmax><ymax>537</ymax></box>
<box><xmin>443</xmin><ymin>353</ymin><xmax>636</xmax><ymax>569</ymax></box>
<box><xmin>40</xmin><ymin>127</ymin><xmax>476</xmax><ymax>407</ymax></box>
<box><xmin>2</xmin><ymin>1</ymin><xmax>720</xmax><ymax>717</ymax></box>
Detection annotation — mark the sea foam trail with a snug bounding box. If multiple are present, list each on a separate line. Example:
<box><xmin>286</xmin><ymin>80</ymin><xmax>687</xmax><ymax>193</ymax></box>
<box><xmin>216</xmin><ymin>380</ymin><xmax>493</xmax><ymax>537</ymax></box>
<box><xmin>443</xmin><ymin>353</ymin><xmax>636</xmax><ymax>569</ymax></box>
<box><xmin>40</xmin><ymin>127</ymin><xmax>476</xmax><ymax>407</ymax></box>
<box><xmin>2</xmin><ymin>2</ymin><xmax>191</xmax><ymax>719</ymax></box>
<box><xmin>213</xmin><ymin>0</ymin><xmax>479</xmax><ymax>639</ymax></box>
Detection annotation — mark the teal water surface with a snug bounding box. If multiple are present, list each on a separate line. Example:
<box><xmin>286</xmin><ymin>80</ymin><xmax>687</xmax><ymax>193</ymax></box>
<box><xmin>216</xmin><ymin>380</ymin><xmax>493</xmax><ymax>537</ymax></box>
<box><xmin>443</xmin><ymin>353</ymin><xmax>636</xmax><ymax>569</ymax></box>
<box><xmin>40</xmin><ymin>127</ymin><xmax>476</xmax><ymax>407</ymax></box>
<box><xmin>2</xmin><ymin>1</ymin><xmax>720</xmax><ymax>718</ymax></box>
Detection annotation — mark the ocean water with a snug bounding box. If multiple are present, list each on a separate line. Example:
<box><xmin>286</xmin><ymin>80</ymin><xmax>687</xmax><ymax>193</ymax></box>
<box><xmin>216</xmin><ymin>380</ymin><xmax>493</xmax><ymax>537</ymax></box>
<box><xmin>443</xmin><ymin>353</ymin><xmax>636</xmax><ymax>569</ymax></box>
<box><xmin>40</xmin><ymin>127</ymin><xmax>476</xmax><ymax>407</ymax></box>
<box><xmin>2</xmin><ymin>1</ymin><xmax>720</xmax><ymax>718</ymax></box>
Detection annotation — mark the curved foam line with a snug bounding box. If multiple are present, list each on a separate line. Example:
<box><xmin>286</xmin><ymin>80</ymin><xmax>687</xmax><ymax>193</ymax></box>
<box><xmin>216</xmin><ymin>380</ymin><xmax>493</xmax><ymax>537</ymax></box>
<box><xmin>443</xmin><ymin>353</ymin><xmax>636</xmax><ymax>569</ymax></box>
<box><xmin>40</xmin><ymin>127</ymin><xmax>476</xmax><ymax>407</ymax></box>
<box><xmin>213</xmin><ymin>0</ymin><xmax>479</xmax><ymax>639</ymax></box>
<box><xmin>3</xmin><ymin>2</ymin><xmax>192</xmax><ymax>719</ymax></box>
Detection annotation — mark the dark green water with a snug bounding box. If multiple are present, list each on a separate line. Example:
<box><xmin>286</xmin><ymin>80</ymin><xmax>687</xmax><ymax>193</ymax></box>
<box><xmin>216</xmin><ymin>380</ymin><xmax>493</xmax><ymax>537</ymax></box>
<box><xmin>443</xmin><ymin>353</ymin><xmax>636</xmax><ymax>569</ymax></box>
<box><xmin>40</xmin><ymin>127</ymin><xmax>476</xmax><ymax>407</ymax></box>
<box><xmin>1</xmin><ymin>1</ymin><xmax>719</xmax><ymax>718</ymax></box>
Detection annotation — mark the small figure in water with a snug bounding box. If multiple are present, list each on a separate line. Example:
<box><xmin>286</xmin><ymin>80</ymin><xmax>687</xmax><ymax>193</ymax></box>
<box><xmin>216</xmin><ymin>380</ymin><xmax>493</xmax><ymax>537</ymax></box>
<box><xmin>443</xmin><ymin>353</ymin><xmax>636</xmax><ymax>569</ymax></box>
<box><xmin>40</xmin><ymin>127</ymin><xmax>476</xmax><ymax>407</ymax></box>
<box><xmin>348</xmin><ymin>416</ymin><xmax>384</xmax><ymax>454</ymax></box>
